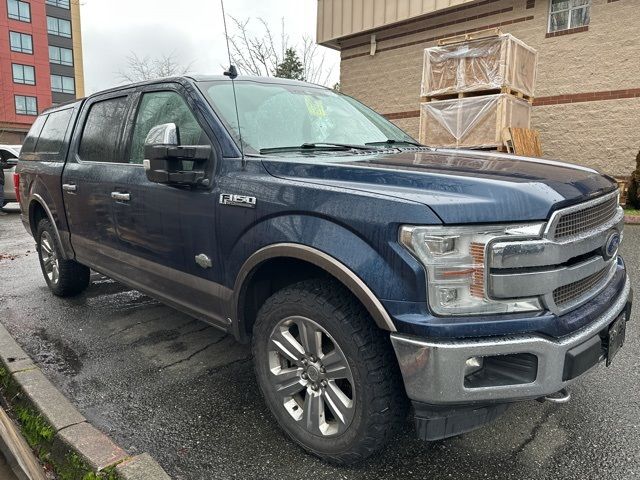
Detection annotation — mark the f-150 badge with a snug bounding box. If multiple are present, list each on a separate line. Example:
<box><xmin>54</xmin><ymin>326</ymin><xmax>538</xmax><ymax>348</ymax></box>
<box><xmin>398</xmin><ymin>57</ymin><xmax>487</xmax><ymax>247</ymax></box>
<box><xmin>219</xmin><ymin>194</ymin><xmax>257</xmax><ymax>208</ymax></box>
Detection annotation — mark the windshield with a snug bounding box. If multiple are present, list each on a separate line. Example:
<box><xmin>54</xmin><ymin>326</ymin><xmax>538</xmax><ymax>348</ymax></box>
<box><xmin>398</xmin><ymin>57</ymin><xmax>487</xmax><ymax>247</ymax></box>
<box><xmin>199</xmin><ymin>80</ymin><xmax>416</xmax><ymax>153</ymax></box>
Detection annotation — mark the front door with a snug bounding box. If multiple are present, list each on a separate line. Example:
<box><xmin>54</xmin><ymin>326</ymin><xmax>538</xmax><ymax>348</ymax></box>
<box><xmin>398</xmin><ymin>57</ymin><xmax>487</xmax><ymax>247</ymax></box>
<box><xmin>110</xmin><ymin>86</ymin><xmax>228</xmax><ymax>328</ymax></box>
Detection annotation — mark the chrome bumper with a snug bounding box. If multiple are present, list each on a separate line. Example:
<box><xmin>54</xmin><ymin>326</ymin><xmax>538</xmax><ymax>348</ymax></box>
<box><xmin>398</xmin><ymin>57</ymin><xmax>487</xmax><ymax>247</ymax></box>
<box><xmin>391</xmin><ymin>276</ymin><xmax>631</xmax><ymax>405</ymax></box>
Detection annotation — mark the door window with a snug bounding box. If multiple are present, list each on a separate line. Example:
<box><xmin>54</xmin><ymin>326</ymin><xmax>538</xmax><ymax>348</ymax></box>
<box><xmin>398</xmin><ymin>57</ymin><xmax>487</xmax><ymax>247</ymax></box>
<box><xmin>21</xmin><ymin>115</ymin><xmax>47</xmax><ymax>154</ymax></box>
<box><xmin>129</xmin><ymin>91</ymin><xmax>206</xmax><ymax>164</ymax></box>
<box><xmin>35</xmin><ymin>108</ymin><xmax>73</xmax><ymax>154</ymax></box>
<box><xmin>78</xmin><ymin>97</ymin><xmax>129</xmax><ymax>163</ymax></box>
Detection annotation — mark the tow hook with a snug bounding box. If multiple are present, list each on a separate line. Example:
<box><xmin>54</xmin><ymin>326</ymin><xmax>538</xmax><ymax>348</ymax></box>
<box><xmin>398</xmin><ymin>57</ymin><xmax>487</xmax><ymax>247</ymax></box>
<box><xmin>537</xmin><ymin>388</ymin><xmax>571</xmax><ymax>404</ymax></box>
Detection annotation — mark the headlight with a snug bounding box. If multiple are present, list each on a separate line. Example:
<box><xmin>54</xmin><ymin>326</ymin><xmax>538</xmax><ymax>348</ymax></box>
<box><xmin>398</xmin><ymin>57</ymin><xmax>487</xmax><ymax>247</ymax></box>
<box><xmin>399</xmin><ymin>224</ymin><xmax>545</xmax><ymax>316</ymax></box>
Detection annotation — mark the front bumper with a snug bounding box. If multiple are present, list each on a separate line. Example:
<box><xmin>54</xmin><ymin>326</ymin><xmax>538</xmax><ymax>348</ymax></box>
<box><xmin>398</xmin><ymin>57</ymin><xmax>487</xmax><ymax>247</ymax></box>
<box><xmin>391</xmin><ymin>275</ymin><xmax>632</xmax><ymax>406</ymax></box>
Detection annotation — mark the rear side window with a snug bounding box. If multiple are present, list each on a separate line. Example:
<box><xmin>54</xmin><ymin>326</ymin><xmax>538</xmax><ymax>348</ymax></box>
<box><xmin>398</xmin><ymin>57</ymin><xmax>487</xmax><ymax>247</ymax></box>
<box><xmin>21</xmin><ymin>115</ymin><xmax>48</xmax><ymax>155</ymax></box>
<box><xmin>78</xmin><ymin>96</ymin><xmax>129</xmax><ymax>163</ymax></box>
<box><xmin>34</xmin><ymin>108</ymin><xmax>73</xmax><ymax>155</ymax></box>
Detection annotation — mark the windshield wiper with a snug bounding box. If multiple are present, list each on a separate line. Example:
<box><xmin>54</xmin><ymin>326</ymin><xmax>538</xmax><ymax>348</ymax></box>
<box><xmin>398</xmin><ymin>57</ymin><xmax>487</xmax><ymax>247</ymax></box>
<box><xmin>365</xmin><ymin>139</ymin><xmax>423</xmax><ymax>147</ymax></box>
<box><xmin>260</xmin><ymin>143</ymin><xmax>377</xmax><ymax>154</ymax></box>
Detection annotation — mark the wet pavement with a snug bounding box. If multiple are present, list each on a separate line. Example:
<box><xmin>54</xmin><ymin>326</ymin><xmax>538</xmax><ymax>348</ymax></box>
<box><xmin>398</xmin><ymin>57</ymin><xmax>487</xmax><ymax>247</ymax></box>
<box><xmin>1</xmin><ymin>204</ymin><xmax>639</xmax><ymax>480</ymax></box>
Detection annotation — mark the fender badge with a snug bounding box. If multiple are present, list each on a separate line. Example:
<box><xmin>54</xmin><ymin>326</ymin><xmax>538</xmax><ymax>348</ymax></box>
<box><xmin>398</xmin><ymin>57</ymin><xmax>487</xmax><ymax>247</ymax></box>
<box><xmin>195</xmin><ymin>254</ymin><xmax>213</xmax><ymax>269</ymax></box>
<box><xmin>220</xmin><ymin>193</ymin><xmax>256</xmax><ymax>209</ymax></box>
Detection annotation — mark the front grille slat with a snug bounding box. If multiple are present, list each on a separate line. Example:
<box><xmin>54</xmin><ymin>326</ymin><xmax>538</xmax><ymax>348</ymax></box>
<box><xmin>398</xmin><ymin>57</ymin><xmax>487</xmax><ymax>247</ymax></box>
<box><xmin>552</xmin><ymin>266</ymin><xmax>611</xmax><ymax>309</ymax></box>
<box><xmin>552</xmin><ymin>196</ymin><xmax>618</xmax><ymax>240</ymax></box>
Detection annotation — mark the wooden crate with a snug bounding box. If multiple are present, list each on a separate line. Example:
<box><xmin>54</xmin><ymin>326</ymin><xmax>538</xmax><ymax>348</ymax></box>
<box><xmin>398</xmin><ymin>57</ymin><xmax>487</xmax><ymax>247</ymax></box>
<box><xmin>419</xmin><ymin>94</ymin><xmax>531</xmax><ymax>149</ymax></box>
<box><xmin>436</xmin><ymin>27</ymin><xmax>502</xmax><ymax>46</ymax></box>
<box><xmin>502</xmin><ymin>127</ymin><xmax>543</xmax><ymax>157</ymax></box>
<box><xmin>616</xmin><ymin>178</ymin><xmax>629</xmax><ymax>206</ymax></box>
<box><xmin>421</xmin><ymin>34</ymin><xmax>538</xmax><ymax>99</ymax></box>
<box><xmin>423</xmin><ymin>86</ymin><xmax>534</xmax><ymax>104</ymax></box>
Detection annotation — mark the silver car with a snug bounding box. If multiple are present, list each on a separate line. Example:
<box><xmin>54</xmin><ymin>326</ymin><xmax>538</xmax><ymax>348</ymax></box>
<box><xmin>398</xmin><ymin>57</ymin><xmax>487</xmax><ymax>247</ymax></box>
<box><xmin>1</xmin><ymin>145</ymin><xmax>21</xmax><ymax>206</ymax></box>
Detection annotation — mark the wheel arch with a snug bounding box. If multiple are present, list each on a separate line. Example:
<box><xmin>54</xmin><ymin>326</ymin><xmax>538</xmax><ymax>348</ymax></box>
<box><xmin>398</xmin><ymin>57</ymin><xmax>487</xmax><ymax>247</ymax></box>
<box><xmin>233</xmin><ymin>243</ymin><xmax>397</xmax><ymax>342</ymax></box>
<box><xmin>28</xmin><ymin>195</ymin><xmax>65</xmax><ymax>253</ymax></box>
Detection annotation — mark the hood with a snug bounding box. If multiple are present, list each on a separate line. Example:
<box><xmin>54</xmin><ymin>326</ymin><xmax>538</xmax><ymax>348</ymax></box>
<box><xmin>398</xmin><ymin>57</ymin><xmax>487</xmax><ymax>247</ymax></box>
<box><xmin>261</xmin><ymin>149</ymin><xmax>617</xmax><ymax>224</ymax></box>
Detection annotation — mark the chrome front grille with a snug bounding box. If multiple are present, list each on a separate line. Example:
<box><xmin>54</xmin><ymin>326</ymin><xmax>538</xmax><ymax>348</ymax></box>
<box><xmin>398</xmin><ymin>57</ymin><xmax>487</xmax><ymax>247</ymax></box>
<box><xmin>552</xmin><ymin>265</ymin><xmax>611</xmax><ymax>309</ymax></box>
<box><xmin>551</xmin><ymin>194</ymin><xmax>619</xmax><ymax>240</ymax></box>
<box><xmin>489</xmin><ymin>190</ymin><xmax>624</xmax><ymax>315</ymax></box>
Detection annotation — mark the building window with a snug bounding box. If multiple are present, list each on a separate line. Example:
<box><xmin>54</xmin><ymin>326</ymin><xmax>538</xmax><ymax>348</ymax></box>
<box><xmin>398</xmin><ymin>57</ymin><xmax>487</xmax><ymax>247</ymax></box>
<box><xmin>7</xmin><ymin>0</ymin><xmax>30</xmax><ymax>22</ymax></box>
<box><xmin>15</xmin><ymin>95</ymin><xmax>37</xmax><ymax>115</ymax></box>
<box><xmin>46</xmin><ymin>0</ymin><xmax>70</xmax><ymax>8</ymax></box>
<box><xmin>12</xmin><ymin>63</ymin><xmax>35</xmax><ymax>85</ymax></box>
<box><xmin>9</xmin><ymin>31</ymin><xmax>33</xmax><ymax>53</ymax></box>
<box><xmin>49</xmin><ymin>45</ymin><xmax>73</xmax><ymax>66</ymax></box>
<box><xmin>51</xmin><ymin>74</ymin><xmax>75</xmax><ymax>94</ymax></box>
<box><xmin>47</xmin><ymin>16</ymin><xmax>71</xmax><ymax>37</ymax></box>
<box><xmin>549</xmin><ymin>0</ymin><xmax>591</xmax><ymax>33</ymax></box>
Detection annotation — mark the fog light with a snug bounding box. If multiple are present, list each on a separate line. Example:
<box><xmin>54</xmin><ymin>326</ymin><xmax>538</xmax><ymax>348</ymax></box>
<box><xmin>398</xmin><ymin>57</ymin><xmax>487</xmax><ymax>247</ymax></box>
<box><xmin>464</xmin><ymin>356</ymin><xmax>484</xmax><ymax>376</ymax></box>
<box><xmin>464</xmin><ymin>353</ymin><xmax>538</xmax><ymax>388</ymax></box>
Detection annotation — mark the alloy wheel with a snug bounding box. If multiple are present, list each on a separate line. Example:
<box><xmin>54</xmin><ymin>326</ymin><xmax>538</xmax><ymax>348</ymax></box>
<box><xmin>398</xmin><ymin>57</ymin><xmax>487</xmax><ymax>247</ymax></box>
<box><xmin>40</xmin><ymin>231</ymin><xmax>60</xmax><ymax>285</ymax></box>
<box><xmin>267</xmin><ymin>315</ymin><xmax>356</xmax><ymax>437</ymax></box>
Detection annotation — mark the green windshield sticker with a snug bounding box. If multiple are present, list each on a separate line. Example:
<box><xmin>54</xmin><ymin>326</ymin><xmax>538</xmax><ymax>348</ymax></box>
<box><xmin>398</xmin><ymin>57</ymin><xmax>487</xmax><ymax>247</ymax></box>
<box><xmin>305</xmin><ymin>97</ymin><xmax>326</xmax><ymax>117</ymax></box>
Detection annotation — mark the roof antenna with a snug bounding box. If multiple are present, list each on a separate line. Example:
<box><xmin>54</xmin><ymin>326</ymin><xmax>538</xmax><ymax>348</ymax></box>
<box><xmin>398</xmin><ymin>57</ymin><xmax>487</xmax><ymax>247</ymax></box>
<box><xmin>220</xmin><ymin>0</ymin><xmax>245</xmax><ymax>164</ymax></box>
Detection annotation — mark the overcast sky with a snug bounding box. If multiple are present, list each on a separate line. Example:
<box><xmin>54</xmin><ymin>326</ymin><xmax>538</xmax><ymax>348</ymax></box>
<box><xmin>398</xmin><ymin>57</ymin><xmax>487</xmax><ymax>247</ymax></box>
<box><xmin>80</xmin><ymin>0</ymin><xmax>340</xmax><ymax>95</ymax></box>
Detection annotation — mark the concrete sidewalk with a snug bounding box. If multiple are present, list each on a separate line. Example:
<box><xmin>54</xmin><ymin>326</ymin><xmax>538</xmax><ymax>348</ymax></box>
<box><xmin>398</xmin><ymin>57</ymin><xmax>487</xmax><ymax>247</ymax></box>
<box><xmin>0</xmin><ymin>450</ymin><xmax>18</xmax><ymax>480</ymax></box>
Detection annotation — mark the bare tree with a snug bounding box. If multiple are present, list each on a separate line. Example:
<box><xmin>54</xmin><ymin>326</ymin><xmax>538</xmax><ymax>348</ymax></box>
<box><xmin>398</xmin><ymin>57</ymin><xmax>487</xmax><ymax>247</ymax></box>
<box><xmin>117</xmin><ymin>52</ymin><xmax>194</xmax><ymax>83</ymax></box>
<box><xmin>226</xmin><ymin>17</ymin><xmax>334</xmax><ymax>86</ymax></box>
<box><xmin>301</xmin><ymin>35</ymin><xmax>333</xmax><ymax>86</ymax></box>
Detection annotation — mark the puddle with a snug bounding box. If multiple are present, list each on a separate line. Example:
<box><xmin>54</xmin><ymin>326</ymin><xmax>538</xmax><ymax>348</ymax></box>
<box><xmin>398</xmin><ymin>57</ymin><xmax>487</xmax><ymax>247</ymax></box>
<box><xmin>32</xmin><ymin>328</ymin><xmax>83</xmax><ymax>376</ymax></box>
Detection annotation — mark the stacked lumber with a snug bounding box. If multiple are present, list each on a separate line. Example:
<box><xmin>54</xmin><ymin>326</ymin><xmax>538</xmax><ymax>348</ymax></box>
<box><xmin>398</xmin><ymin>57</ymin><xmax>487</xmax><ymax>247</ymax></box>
<box><xmin>419</xmin><ymin>29</ymin><xmax>540</xmax><ymax>152</ymax></box>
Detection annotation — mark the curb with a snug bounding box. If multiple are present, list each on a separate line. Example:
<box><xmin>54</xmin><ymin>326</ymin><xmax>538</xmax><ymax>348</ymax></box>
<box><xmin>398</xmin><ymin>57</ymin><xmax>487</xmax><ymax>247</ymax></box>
<box><xmin>624</xmin><ymin>215</ymin><xmax>640</xmax><ymax>225</ymax></box>
<box><xmin>0</xmin><ymin>322</ymin><xmax>171</xmax><ymax>480</ymax></box>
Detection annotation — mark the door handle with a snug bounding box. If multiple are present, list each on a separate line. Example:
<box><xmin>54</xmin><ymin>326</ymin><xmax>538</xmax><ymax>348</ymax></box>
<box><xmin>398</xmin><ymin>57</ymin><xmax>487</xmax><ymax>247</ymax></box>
<box><xmin>111</xmin><ymin>192</ymin><xmax>131</xmax><ymax>202</ymax></box>
<box><xmin>62</xmin><ymin>184</ymin><xmax>77</xmax><ymax>192</ymax></box>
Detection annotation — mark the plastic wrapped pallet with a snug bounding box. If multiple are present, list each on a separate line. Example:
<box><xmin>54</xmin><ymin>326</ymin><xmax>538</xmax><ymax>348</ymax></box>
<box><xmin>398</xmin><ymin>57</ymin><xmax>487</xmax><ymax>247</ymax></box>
<box><xmin>419</xmin><ymin>94</ymin><xmax>531</xmax><ymax>149</ymax></box>
<box><xmin>421</xmin><ymin>34</ymin><xmax>538</xmax><ymax>98</ymax></box>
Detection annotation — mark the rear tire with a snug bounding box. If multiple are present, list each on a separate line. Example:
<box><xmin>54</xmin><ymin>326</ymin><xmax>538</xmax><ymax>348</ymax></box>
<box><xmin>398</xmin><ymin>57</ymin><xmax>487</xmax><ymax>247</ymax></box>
<box><xmin>252</xmin><ymin>279</ymin><xmax>407</xmax><ymax>465</ymax></box>
<box><xmin>36</xmin><ymin>218</ymin><xmax>90</xmax><ymax>297</ymax></box>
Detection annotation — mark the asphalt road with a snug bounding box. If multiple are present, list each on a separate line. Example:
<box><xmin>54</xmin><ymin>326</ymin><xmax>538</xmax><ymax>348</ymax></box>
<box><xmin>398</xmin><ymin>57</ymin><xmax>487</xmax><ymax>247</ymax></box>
<box><xmin>1</xmin><ymin>204</ymin><xmax>639</xmax><ymax>480</ymax></box>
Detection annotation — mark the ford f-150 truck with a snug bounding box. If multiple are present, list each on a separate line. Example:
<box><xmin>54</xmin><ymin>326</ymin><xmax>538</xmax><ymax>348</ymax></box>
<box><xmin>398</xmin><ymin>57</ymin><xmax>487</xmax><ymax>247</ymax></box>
<box><xmin>16</xmin><ymin>76</ymin><xmax>632</xmax><ymax>464</ymax></box>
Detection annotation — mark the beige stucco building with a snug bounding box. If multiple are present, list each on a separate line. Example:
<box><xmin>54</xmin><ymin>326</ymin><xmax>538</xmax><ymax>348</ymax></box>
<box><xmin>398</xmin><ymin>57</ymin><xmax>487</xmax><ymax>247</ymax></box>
<box><xmin>317</xmin><ymin>0</ymin><xmax>640</xmax><ymax>177</ymax></box>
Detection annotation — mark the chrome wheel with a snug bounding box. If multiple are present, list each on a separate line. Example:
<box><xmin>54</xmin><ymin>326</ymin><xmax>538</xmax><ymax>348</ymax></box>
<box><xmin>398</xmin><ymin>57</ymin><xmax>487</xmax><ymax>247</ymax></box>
<box><xmin>40</xmin><ymin>231</ymin><xmax>59</xmax><ymax>285</ymax></box>
<box><xmin>268</xmin><ymin>316</ymin><xmax>355</xmax><ymax>437</ymax></box>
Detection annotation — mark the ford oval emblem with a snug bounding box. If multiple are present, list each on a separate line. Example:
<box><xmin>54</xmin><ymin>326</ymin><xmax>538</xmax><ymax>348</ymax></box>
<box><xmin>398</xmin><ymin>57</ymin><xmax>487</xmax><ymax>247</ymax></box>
<box><xmin>603</xmin><ymin>231</ymin><xmax>621</xmax><ymax>260</ymax></box>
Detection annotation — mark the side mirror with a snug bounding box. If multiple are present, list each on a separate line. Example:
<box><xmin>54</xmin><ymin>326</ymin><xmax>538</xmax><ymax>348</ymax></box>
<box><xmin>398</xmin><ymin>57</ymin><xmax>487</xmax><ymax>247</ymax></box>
<box><xmin>143</xmin><ymin>123</ymin><xmax>212</xmax><ymax>187</ymax></box>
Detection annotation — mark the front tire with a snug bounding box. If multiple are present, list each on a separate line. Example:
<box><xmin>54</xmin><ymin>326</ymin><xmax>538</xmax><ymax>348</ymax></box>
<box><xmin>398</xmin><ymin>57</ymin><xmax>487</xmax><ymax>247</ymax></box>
<box><xmin>36</xmin><ymin>218</ymin><xmax>90</xmax><ymax>297</ymax></box>
<box><xmin>252</xmin><ymin>279</ymin><xmax>407</xmax><ymax>464</ymax></box>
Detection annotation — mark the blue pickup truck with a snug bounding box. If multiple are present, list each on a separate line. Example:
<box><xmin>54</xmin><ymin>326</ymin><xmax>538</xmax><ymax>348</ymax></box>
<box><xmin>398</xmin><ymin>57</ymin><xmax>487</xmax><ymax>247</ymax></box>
<box><xmin>16</xmin><ymin>76</ymin><xmax>632</xmax><ymax>464</ymax></box>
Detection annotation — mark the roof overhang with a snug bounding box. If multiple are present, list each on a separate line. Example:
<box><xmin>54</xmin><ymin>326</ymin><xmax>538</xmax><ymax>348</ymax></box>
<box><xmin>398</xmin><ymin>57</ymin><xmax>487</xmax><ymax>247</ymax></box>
<box><xmin>317</xmin><ymin>0</ymin><xmax>481</xmax><ymax>49</ymax></box>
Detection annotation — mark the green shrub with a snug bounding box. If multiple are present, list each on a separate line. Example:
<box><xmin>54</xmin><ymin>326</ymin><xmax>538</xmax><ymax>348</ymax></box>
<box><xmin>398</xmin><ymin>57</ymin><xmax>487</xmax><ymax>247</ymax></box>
<box><xmin>628</xmin><ymin>150</ymin><xmax>640</xmax><ymax>209</ymax></box>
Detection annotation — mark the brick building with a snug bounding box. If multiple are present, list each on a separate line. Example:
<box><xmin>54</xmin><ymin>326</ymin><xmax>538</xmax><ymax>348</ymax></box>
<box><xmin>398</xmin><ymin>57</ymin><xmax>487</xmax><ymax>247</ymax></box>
<box><xmin>317</xmin><ymin>0</ymin><xmax>640</xmax><ymax>177</ymax></box>
<box><xmin>0</xmin><ymin>0</ymin><xmax>84</xmax><ymax>143</ymax></box>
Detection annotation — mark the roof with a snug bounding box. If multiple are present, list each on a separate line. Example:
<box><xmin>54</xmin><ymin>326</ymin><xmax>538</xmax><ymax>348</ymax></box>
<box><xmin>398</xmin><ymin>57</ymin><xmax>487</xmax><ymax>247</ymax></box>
<box><xmin>188</xmin><ymin>74</ymin><xmax>328</xmax><ymax>89</ymax></box>
<box><xmin>61</xmin><ymin>74</ymin><xmax>329</xmax><ymax>107</ymax></box>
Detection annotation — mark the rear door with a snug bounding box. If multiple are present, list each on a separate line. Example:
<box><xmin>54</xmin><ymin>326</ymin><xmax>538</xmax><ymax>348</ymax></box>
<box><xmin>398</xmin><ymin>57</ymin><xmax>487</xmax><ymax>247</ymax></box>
<box><xmin>62</xmin><ymin>91</ymin><xmax>133</xmax><ymax>272</ymax></box>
